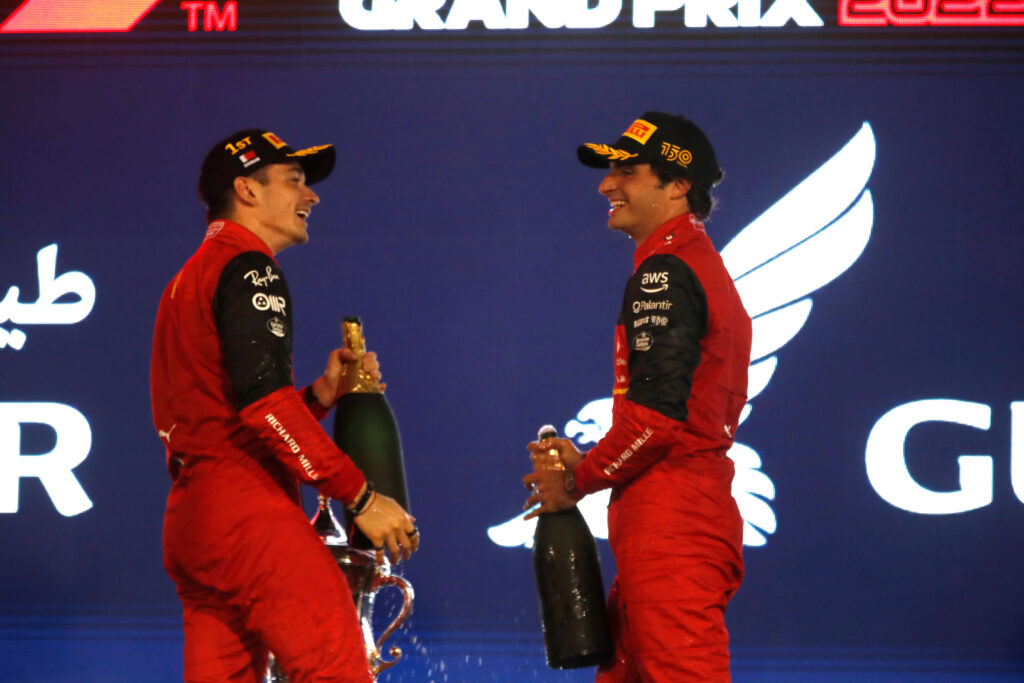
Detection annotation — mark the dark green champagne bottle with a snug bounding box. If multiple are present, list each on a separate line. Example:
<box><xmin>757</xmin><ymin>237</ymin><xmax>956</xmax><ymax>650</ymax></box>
<box><xmin>334</xmin><ymin>317</ymin><xmax>410</xmax><ymax>549</ymax></box>
<box><xmin>532</xmin><ymin>425</ymin><xmax>612</xmax><ymax>669</ymax></box>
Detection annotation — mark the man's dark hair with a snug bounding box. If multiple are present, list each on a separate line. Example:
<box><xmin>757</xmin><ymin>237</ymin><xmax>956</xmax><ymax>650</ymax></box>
<box><xmin>206</xmin><ymin>166</ymin><xmax>272</xmax><ymax>221</ymax></box>
<box><xmin>648</xmin><ymin>159</ymin><xmax>723</xmax><ymax>222</ymax></box>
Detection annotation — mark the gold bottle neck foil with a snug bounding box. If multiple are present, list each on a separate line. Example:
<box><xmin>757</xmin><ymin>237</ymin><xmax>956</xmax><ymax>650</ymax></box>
<box><xmin>533</xmin><ymin>448</ymin><xmax>565</xmax><ymax>472</ymax></box>
<box><xmin>342</xmin><ymin>319</ymin><xmax>383</xmax><ymax>394</ymax></box>
<box><xmin>534</xmin><ymin>426</ymin><xmax>564</xmax><ymax>471</ymax></box>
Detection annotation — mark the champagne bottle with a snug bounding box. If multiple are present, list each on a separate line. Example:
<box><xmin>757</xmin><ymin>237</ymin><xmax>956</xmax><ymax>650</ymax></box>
<box><xmin>334</xmin><ymin>316</ymin><xmax>410</xmax><ymax>549</ymax></box>
<box><xmin>532</xmin><ymin>425</ymin><xmax>612</xmax><ymax>669</ymax></box>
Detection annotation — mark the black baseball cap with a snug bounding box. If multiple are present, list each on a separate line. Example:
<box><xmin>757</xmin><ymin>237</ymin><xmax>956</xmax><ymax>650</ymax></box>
<box><xmin>577</xmin><ymin>112</ymin><xmax>720</xmax><ymax>189</ymax></box>
<box><xmin>198</xmin><ymin>128</ymin><xmax>336</xmax><ymax>208</ymax></box>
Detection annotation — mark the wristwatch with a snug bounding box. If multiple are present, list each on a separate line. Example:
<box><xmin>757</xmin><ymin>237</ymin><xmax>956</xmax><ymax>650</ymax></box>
<box><xmin>564</xmin><ymin>471</ymin><xmax>578</xmax><ymax>495</ymax></box>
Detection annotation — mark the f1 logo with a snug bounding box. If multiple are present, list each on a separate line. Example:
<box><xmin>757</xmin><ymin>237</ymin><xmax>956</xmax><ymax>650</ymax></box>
<box><xmin>0</xmin><ymin>403</ymin><xmax>93</xmax><ymax>517</ymax></box>
<box><xmin>0</xmin><ymin>0</ymin><xmax>162</xmax><ymax>33</ymax></box>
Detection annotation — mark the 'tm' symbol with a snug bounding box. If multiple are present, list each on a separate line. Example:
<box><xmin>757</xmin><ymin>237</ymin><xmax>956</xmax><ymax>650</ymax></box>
<box><xmin>181</xmin><ymin>1</ymin><xmax>238</xmax><ymax>32</ymax></box>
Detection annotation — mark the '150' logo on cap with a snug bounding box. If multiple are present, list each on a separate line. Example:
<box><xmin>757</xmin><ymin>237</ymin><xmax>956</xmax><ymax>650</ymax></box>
<box><xmin>661</xmin><ymin>143</ymin><xmax>693</xmax><ymax>167</ymax></box>
<box><xmin>623</xmin><ymin>119</ymin><xmax>657</xmax><ymax>145</ymax></box>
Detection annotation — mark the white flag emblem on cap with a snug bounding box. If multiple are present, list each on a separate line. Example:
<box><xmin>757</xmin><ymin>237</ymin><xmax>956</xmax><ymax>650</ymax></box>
<box><xmin>239</xmin><ymin>150</ymin><xmax>260</xmax><ymax>168</ymax></box>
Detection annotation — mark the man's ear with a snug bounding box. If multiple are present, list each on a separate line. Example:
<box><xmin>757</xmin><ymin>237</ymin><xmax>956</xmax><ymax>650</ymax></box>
<box><xmin>670</xmin><ymin>177</ymin><xmax>692</xmax><ymax>201</ymax></box>
<box><xmin>232</xmin><ymin>175</ymin><xmax>258</xmax><ymax>207</ymax></box>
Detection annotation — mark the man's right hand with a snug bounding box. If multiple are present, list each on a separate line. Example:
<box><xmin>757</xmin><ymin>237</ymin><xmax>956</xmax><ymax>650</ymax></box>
<box><xmin>528</xmin><ymin>436</ymin><xmax>585</xmax><ymax>470</ymax></box>
<box><xmin>353</xmin><ymin>491</ymin><xmax>419</xmax><ymax>564</ymax></box>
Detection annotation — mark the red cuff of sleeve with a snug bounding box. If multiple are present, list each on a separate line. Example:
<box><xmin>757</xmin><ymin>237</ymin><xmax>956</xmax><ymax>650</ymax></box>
<box><xmin>240</xmin><ymin>387</ymin><xmax>365</xmax><ymax>504</ymax></box>
<box><xmin>572</xmin><ymin>449</ymin><xmax>603</xmax><ymax>496</ymax></box>
<box><xmin>299</xmin><ymin>385</ymin><xmax>331</xmax><ymax>421</ymax></box>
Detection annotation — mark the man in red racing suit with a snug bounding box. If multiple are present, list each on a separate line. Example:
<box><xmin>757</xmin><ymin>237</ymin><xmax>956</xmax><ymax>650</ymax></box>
<box><xmin>526</xmin><ymin>112</ymin><xmax>751</xmax><ymax>681</ymax></box>
<box><xmin>151</xmin><ymin>129</ymin><xmax>418</xmax><ymax>682</ymax></box>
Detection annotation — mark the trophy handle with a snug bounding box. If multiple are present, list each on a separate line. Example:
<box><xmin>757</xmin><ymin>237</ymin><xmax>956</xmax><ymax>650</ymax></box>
<box><xmin>368</xmin><ymin>572</ymin><xmax>415</xmax><ymax>677</ymax></box>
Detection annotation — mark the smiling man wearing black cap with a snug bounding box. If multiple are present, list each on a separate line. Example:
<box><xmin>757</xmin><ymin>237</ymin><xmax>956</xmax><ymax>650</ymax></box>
<box><xmin>151</xmin><ymin>129</ymin><xmax>417</xmax><ymax>682</ymax></box>
<box><xmin>525</xmin><ymin>113</ymin><xmax>752</xmax><ymax>681</ymax></box>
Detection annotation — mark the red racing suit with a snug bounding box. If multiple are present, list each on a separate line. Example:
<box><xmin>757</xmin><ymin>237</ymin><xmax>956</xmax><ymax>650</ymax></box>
<box><xmin>151</xmin><ymin>219</ymin><xmax>372</xmax><ymax>682</ymax></box>
<box><xmin>572</xmin><ymin>213</ymin><xmax>752</xmax><ymax>682</ymax></box>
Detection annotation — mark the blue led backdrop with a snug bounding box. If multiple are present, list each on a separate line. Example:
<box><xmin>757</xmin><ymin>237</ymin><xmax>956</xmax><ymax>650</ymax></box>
<box><xmin>1</xmin><ymin>1</ymin><xmax>1022</xmax><ymax>680</ymax></box>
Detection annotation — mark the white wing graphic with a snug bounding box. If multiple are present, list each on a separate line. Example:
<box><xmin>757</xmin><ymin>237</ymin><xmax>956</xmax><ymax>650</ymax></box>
<box><xmin>724</xmin><ymin>122</ymin><xmax>876</xmax><ymax>545</ymax></box>
<box><xmin>487</xmin><ymin>123</ymin><xmax>876</xmax><ymax>550</ymax></box>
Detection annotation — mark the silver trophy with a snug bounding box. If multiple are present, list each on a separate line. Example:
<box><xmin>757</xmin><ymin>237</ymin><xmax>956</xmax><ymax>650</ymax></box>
<box><xmin>265</xmin><ymin>497</ymin><xmax>415</xmax><ymax>682</ymax></box>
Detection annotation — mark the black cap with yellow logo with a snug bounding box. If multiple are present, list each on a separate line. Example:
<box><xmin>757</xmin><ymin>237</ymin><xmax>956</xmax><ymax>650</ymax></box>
<box><xmin>577</xmin><ymin>112</ymin><xmax>720</xmax><ymax>189</ymax></box>
<box><xmin>198</xmin><ymin>128</ymin><xmax>336</xmax><ymax>208</ymax></box>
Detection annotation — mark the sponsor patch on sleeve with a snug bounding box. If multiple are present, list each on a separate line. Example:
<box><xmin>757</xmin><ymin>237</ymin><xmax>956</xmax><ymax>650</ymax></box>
<box><xmin>266</xmin><ymin>316</ymin><xmax>286</xmax><ymax>338</ymax></box>
<box><xmin>252</xmin><ymin>292</ymin><xmax>287</xmax><ymax>314</ymax></box>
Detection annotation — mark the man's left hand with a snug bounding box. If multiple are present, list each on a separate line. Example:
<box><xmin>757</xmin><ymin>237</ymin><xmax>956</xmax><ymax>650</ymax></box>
<box><xmin>523</xmin><ymin>469</ymin><xmax>581</xmax><ymax>520</ymax></box>
<box><xmin>311</xmin><ymin>348</ymin><xmax>384</xmax><ymax>408</ymax></box>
